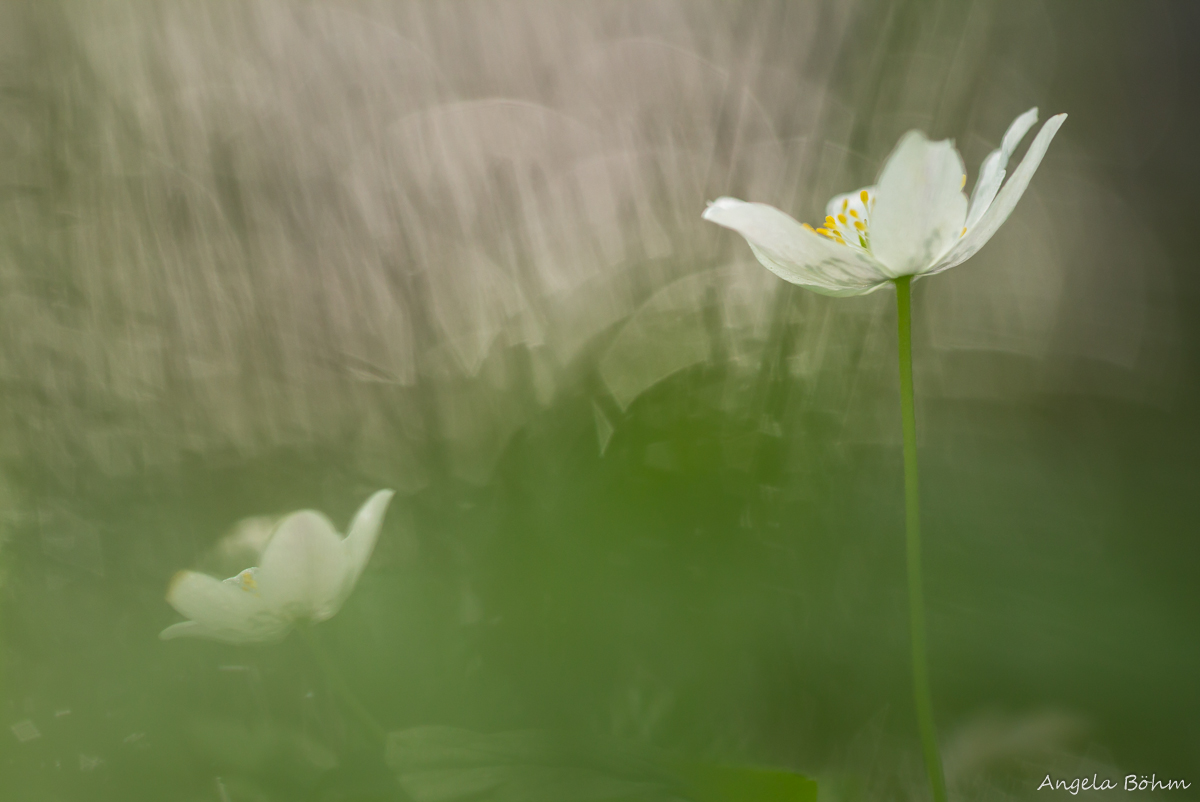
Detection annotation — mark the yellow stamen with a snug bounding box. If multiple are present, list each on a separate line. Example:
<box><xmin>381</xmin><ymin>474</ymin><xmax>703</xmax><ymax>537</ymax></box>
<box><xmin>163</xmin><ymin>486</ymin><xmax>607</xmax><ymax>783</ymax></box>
<box><xmin>816</xmin><ymin>228</ymin><xmax>829</xmax><ymax>235</ymax></box>
<box><xmin>837</xmin><ymin>214</ymin><xmax>847</xmax><ymax>225</ymax></box>
<box><xmin>849</xmin><ymin>209</ymin><xmax>859</xmax><ymax>219</ymax></box>
<box><xmin>802</xmin><ymin>222</ymin><xmax>814</xmax><ymax>231</ymax></box>
<box><xmin>960</xmin><ymin>226</ymin><xmax>967</xmax><ymax>237</ymax></box>
<box><xmin>841</xmin><ymin>199</ymin><xmax>849</xmax><ymax>212</ymax></box>
<box><xmin>825</xmin><ymin>216</ymin><xmax>837</xmax><ymax>228</ymax></box>
<box><xmin>860</xmin><ymin>190</ymin><xmax>870</xmax><ymax>205</ymax></box>
<box><xmin>234</xmin><ymin>568</ymin><xmax>258</xmax><ymax>593</ymax></box>
<box><xmin>961</xmin><ymin>174</ymin><xmax>966</xmax><ymax>189</ymax></box>
<box><xmin>854</xmin><ymin>221</ymin><xmax>865</xmax><ymax>231</ymax></box>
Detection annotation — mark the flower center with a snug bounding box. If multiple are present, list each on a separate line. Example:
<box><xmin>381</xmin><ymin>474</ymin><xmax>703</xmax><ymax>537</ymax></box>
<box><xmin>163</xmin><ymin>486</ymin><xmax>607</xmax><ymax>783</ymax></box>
<box><xmin>227</xmin><ymin>567</ymin><xmax>260</xmax><ymax>595</ymax></box>
<box><xmin>802</xmin><ymin>189</ymin><xmax>874</xmax><ymax>251</ymax></box>
<box><xmin>802</xmin><ymin>176</ymin><xmax>971</xmax><ymax>251</ymax></box>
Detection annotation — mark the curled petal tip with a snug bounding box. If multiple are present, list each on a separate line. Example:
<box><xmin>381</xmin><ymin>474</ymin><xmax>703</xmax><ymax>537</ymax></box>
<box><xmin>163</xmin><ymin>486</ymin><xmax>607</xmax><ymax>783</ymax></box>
<box><xmin>1040</xmin><ymin>113</ymin><xmax>1068</xmax><ymax>137</ymax></box>
<box><xmin>356</xmin><ymin>489</ymin><xmax>396</xmax><ymax>525</ymax></box>
<box><xmin>702</xmin><ymin>196</ymin><xmax>740</xmax><ymax>221</ymax></box>
<box><xmin>350</xmin><ymin>489</ymin><xmax>397</xmax><ymax>542</ymax></box>
<box><xmin>357</xmin><ymin>489</ymin><xmax>396</xmax><ymax>531</ymax></box>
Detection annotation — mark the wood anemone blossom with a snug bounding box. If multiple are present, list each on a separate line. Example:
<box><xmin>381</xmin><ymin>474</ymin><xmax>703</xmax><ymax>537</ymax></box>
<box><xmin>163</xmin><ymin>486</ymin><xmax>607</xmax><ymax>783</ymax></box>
<box><xmin>702</xmin><ymin>108</ymin><xmax>1066</xmax><ymax>295</ymax></box>
<box><xmin>160</xmin><ymin>490</ymin><xmax>395</xmax><ymax>644</ymax></box>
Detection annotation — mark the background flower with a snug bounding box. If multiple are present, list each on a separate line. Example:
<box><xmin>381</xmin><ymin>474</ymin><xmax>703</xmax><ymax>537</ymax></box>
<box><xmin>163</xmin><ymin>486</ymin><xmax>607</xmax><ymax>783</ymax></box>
<box><xmin>160</xmin><ymin>490</ymin><xmax>395</xmax><ymax>643</ymax></box>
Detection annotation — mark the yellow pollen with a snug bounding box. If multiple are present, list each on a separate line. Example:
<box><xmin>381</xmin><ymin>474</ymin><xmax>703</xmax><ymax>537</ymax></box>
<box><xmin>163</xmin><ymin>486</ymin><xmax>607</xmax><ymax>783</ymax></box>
<box><xmin>960</xmin><ymin>226</ymin><xmax>967</xmax><ymax>237</ymax></box>
<box><xmin>825</xmin><ymin>216</ymin><xmax>836</xmax><ymax>227</ymax></box>
<box><xmin>802</xmin><ymin>222</ymin><xmax>814</xmax><ymax>231</ymax></box>
<box><xmin>961</xmin><ymin>174</ymin><xmax>966</xmax><ymax>189</ymax></box>
<box><xmin>234</xmin><ymin>568</ymin><xmax>258</xmax><ymax>593</ymax></box>
<box><xmin>860</xmin><ymin>190</ymin><xmax>870</xmax><ymax>204</ymax></box>
<box><xmin>854</xmin><ymin>221</ymin><xmax>865</xmax><ymax>231</ymax></box>
<box><xmin>841</xmin><ymin>199</ymin><xmax>849</xmax><ymax>212</ymax></box>
<box><xmin>816</xmin><ymin>227</ymin><xmax>829</xmax><ymax>235</ymax></box>
<box><xmin>837</xmin><ymin>214</ymin><xmax>847</xmax><ymax>225</ymax></box>
<box><xmin>849</xmin><ymin>209</ymin><xmax>859</xmax><ymax>219</ymax></box>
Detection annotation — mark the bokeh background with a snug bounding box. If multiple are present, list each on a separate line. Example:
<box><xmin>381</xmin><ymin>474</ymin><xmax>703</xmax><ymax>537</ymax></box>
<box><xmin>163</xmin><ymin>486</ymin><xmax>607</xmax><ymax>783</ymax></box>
<box><xmin>1</xmin><ymin>1</ymin><xmax>1197</xmax><ymax>799</ymax></box>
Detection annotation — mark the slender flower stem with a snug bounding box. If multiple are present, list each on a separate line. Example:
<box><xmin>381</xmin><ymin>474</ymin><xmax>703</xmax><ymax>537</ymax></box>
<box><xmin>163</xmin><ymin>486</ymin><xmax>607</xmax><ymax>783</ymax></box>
<box><xmin>297</xmin><ymin>625</ymin><xmax>386</xmax><ymax>745</ymax></box>
<box><xmin>894</xmin><ymin>276</ymin><xmax>948</xmax><ymax>802</ymax></box>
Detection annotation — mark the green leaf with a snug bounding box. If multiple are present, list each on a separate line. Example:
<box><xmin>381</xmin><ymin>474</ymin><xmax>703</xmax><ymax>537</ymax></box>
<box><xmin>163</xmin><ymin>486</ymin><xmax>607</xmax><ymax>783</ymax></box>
<box><xmin>674</xmin><ymin>764</ymin><xmax>818</xmax><ymax>802</ymax></box>
<box><xmin>385</xmin><ymin>728</ymin><xmax>817</xmax><ymax>802</ymax></box>
<box><xmin>386</xmin><ymin>727</ymin><xmax>678</xmax><ymax>802</ymax></box>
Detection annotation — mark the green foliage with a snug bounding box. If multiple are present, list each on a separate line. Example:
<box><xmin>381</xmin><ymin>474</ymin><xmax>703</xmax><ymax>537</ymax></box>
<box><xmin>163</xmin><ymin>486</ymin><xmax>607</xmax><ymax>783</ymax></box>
<box><xmin>386</xmin><ymin>726</ymin><xmax>817</xmax><ymax>802</ymax></box>
<box><xmin>1</xmin><ymin>2</ymin><xmax>1198</xmax><ymax>800</ymax></box>
<box><xmin>674</xmin><ymin>764</ymin><xmax>818</xmax><ymax>802</ymax></box>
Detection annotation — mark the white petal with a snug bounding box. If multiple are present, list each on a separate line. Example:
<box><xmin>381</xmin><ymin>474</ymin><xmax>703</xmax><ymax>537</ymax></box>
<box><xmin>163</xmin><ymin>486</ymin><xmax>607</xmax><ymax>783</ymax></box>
<box><xmin>256</xmin><ymin>511</ymin><xmax>347</xmax><ymax>622</ymax></box>
<box><xmin>965</xmin><ymin>108</ymin><xmax>1039</xmax><ymax>229</ymax></box>
<box><xmin>926</xmin><ymin>113</ymin><xmax>1066</xmax><ymax>276</ymax></box>
<box><xmin>702</xmin><ymin>197</ymin><xmax>891</xmax><ymax>296</ymax></box>
<box><xmin>160</xmin><ymin>570</ymin><xmax>289</xmax><ymax>643</ymax></box>
<box><xmin>159</xmin><ymin>619</ymin><xmax>290</xmax><ymax>643</ymax></box>
<box><xmin>159</xmin><ymin>621</ymin><xmax>214</xmax><ymax>640</ymax></box>
<box><xmin>868</xmin><ymin>131</ymin><xmax>968</xmax><ymax>277</ymax></box>
<box><xmin>335</xmin><ymin>489</ymin><xmax>395</xmax><ymax>610</ymax></box>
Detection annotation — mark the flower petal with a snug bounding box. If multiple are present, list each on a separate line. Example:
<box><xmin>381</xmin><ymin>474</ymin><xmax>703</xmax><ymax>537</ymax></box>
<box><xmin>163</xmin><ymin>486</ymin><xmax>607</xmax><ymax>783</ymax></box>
<box><xmin>702</xmin><ymin>197</ymin><xmax>891</xmax><ymax>296</ymax></box>
<box><xmin>925</xmin><ymin>113</ymin><xmax>1066</xmax><ymax>276</ymax></box>
<box><xmin>160</xmin><ymin>619</ymin><xmax>290</xmax><ymax>643</ymax></box>
<box><xmin>160</xmin><ymin>570</ymin><xmax>289</xmax><ymax>643</ymax></box>
<box><xmin>336</xmin><ymin>489</ymin><xmax>395</xmax><ymax>610</ymax></box>
<box><xmin>868</xmin><ymin>131</ymin><xmax>968</xmax><ymax>277</ymax></box>
<box><xmin>256</xmin><ymin>511</ymin><xmax>347</xmax><ymax>622</ymax></box>
<box><xmin>159</xmin><ymin>620</ymin><xmax>216</xmax><ymax>640</ymax></box>
<box><xmin>965</xmin><ymin>107</ymin><xmax>1039</xmax><ymax>229</ymax></box>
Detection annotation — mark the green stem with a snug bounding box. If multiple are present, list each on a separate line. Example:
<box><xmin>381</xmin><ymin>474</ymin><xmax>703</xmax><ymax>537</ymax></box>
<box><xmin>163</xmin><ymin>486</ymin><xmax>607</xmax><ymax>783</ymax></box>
<box><xmin>297</xmin><ymin>625</ymin><xmax>386</xmax><ymax>746</ymax></box>
<box><xmin>894</xmin><ymin>276</ymin><xmax>948</xmax><ymax>802</ymax></box>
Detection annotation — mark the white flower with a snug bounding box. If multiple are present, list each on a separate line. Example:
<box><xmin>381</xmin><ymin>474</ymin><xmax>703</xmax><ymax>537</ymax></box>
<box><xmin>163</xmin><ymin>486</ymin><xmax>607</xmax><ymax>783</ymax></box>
<box><xmin>160</xmin><ymin>490</ymin><xmax>396</xmax><ymax>644</ymax></box>
<box><xmin>702</xmin><ymin>108</ymin><xmax>1066</xmax><ymax>296</ymax></box>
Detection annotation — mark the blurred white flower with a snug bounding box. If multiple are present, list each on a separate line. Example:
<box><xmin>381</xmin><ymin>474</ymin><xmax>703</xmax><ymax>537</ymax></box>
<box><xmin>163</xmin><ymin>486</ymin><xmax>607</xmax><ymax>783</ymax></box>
<box><xmin>702</xmin><ymin>108</ymin><xmax>1066</xmax><ymax>296</ymax></box>
<box><xmin>160</xmin><ymin>490</ymin><xmax>395</xmax><ymax>644</ymax></box>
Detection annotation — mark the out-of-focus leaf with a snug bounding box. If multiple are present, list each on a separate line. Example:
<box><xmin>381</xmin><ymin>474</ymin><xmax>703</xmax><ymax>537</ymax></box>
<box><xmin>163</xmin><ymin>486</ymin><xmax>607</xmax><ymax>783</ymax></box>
<box><xmin>400</xmin><ymin>765</ymin><xmax>672</xmax><ymax>802</ymax></box>
<box><xmin>387</xmin><ymin>726</ymin><xmax>559</xmax><ymax>771</ymax></box>
<box><xmin>674</xmin><ymin>764</ymin><xmax>818</xmax><ymax>802</ymax></box>
<box><xmin>309</xmin><ymin>749</ymin><xmax>413</xmax><ymax>802</ymax></box>
<box><xmin>386</xmin><ymin>727</ymin><xmax>682</xmax><ymax>802</ymax></box>
<box><xmin>386</xmin><ymin>728</ymin><xmax>816</xmax><ymax>802</ymax></box>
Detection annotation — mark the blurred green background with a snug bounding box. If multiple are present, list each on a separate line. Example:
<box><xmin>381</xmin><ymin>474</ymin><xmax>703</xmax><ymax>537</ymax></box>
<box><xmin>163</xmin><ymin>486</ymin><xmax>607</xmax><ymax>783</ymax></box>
<box><xmin>1</xmin><ymin>1</ymin><xmax>1197</xmax><ymax>799</ymax></box>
